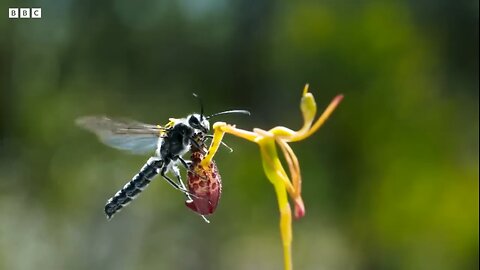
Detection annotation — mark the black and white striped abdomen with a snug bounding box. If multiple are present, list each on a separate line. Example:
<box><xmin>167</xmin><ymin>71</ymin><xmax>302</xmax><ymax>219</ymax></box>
<box><xmin>105</xmin><ymin>157</ymin><xmax>163</xmax><ymax>219</ymax></box>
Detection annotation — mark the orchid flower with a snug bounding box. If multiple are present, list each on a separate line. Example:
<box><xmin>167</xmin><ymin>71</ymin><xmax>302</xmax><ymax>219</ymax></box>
<box><xmin>201</xmin><ymin>85</ymin><xmax>343</xmax><ymax>270</ymax></box>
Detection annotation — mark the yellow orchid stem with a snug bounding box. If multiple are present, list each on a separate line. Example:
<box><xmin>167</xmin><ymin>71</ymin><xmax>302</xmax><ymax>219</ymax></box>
<box><xmin>201</xmin><ymin>124</ymin><xmax>226</xmax><ymax>166</ymax></box>
<box><xmin>202</xmin><ymin>122</ymin><xmax>257</xmax><ymax>166</ymax></box>
<box><xmin>258</xmin><ymin>137</ymin><xmax>293</xmax><ymax>270</ymax></box>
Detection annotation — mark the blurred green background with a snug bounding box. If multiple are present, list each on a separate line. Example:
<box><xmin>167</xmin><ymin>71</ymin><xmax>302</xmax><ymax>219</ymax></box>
<box><xmin>0</xmin><ymin>1</ymin><xmax>478</xmax><ymax>269</ymax></box>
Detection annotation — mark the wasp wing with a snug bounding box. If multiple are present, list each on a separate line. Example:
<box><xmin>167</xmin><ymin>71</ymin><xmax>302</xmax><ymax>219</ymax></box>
<box><xmin>76</xmin><ymin>116</ymin><xmax>165</xmax><ymax>154</ymax></box>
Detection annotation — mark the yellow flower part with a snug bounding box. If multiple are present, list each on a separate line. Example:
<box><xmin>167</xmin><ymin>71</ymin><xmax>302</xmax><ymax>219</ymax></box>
<box><xmin>201</xmin><ymin>84</ymin><xmax>343</xmax><ymax>270</ymax></box>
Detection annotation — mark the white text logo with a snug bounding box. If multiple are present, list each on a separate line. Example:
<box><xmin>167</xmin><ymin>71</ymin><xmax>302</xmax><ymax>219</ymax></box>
<box><xmin>9</xmin><ymin>8</ymin><xmax>41</xmax><ymax>19</ymax></box>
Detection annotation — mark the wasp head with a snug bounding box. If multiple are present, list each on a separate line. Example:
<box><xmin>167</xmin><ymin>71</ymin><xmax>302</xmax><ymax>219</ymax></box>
<box><xmin>191</xmin><ymin>93</ymin><xmax>249</xmax><ymax>134</ymax></box>
<box><xmin>188</xmin><ymin>114</ymin><xmax>210</xmax><ymax>133</ymax></box>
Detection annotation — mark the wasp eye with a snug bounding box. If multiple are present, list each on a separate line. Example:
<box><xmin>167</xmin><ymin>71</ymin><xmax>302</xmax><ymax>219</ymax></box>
<box><xmin>189</xmin><ymin>116</ymin><xmax>200</xmax><ymax>128</ymax></box>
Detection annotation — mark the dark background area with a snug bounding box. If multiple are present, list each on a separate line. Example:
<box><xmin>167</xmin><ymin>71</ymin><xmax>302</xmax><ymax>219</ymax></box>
<box><xmin>0</xmin><ymin>0</ymin><xmax>478</xmax><ymax>269</ymax></box>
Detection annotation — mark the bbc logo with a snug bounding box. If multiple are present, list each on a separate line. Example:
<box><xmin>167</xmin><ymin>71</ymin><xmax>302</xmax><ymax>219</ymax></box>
<box><xmin>9</xmin><ymin>8</ymin><xmax>41</xmax><ymax>19</ymax></box>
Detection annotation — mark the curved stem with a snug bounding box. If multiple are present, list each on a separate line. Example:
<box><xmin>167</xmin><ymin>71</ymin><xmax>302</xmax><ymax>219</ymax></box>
<box><xmin>259</xmin><ymin>138</ymin><xmax>293</xmax><ymax>270</ymax></box>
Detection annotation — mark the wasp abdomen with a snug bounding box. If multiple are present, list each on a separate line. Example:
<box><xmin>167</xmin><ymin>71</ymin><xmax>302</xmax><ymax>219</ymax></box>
<box><xmin>105</xmin><ymin>158</ymin><xmax>163</xmax><ymax>219</ymax></box>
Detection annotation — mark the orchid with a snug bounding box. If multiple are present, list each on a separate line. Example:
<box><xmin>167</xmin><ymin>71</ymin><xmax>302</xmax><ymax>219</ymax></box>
<box><xmin>201</xmin><ymin>85</ymin><xmax>343</xmax><ymax>270</ymax></box>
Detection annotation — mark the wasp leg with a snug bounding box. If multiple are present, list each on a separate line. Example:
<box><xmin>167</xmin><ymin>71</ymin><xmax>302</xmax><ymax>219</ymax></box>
<box><xmin>178</xmin><ymin>156</ymin><xmax>208</xmax><ymax>181</ymax></box>
<box><xmin>175</xmin><ymin>164</ymin><xmax>210</xmax><ymax>223</ymax></box>
<box><xmin>176</xmin><ymin>156</ymin><xmax>203</xmax><ymax>180</ymax></box>
<box><xmin>205</xmin><ymin>135</ymin><xmax>234</xmax><ymax>153</ymax></box>
<box><xmin>177</xmin><ymin>156</ymin><xmax>209</xmax><ymax>181</ymax></box>
<box><xmin>171</xmin><ymin>164</ymin><xmax>193</xmax><ymax>203</ymax></box>
<box><xmin>189</xmin><ymin>136</ymin><xmax>207</xmax><ymax>155</ymax></box>
<box><xmin>177</xmin><ymin>156</ymin><xmax>192</xmax><ymax>170</ymax></box>
<box><xmin>159</xmin><ymin>163</ymin><xmax>197</xmax><ymax>198</ymax></box>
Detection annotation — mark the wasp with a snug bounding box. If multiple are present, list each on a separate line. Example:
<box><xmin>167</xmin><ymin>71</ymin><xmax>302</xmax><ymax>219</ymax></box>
<box><xmin>76</xmin><ymin>97</ymin><xmax>249</xmax><ymax>220</ymax></box>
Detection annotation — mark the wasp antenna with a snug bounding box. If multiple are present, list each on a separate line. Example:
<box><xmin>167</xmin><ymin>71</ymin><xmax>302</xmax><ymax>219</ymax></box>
<box><xmin>206</xmin><ymin>110</ymin><xmax>251</xmax><ymax>119</ymax></box>
<box><xmin>192</xmin><ymin>93</ymin><xmax>205</xmax><ymax>121</ymax></box>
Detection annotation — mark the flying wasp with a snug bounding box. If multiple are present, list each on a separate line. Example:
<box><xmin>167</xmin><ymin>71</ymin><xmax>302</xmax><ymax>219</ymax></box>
<box><xmin>76</xmin><ymin>97</ymin><xmax>249</xmax><ymax>220</ymax></box>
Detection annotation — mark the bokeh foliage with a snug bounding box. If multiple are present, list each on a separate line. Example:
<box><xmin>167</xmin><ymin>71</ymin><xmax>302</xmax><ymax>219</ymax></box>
<box><xmin>0</xmin><ymin>0</ymin><xmax>478</xmax><ymax>270</ymax></box>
